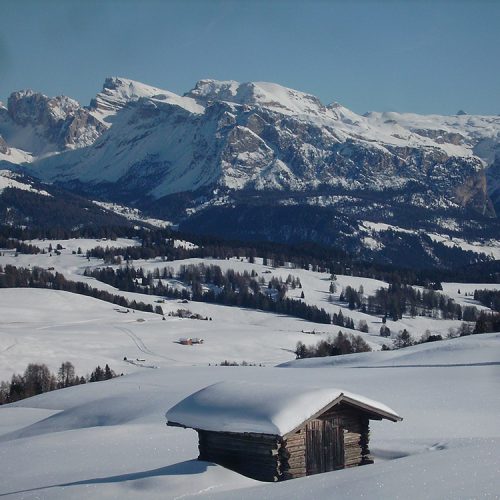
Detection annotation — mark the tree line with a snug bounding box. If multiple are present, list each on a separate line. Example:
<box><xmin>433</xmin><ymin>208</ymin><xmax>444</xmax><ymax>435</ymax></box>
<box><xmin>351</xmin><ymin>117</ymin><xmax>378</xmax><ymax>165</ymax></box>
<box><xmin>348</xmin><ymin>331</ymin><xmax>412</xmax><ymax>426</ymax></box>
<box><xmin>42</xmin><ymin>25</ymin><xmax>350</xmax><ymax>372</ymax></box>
<box><xmin>0</xmin><ymin>265</ymin><xmax>158</xmax><ymax>314</ymax></box>
<box><xmin>339</xmin><ymin>283</ymin><xmax>479</xmax><ymax>322</ymax></box>
<box><xmin>295</xmin><ymin>331</ymin><xmax>372</xmax><ymax>359</ymax></box>
<box><xmin>0</xmin><ymin>223</ymin><xmax>134</xmax><ymax>242</ymax></box>
<box><xmin>0</xmin><ymin>361</ymin><xmax>118</xmax><ymax>405</ymax></box>
<box><xmin>473</xmin><ymin>311</ymin><xmax>500</xmax><ymax>334</ymax></box>
<box><xmin>85</xmin><ymin>263</ymin><xmax>358</xmax><ymax>327</ymax></box>
<box><xmin>3</xmin><ymin>222</ymin><xmax>499</xmax><ymax>285</ymax></box>
<box><xmin>0</xmin><ymin>237</ymin><xmax>41</xmax><ymax>255</ymax></box>
<box><xmin>473</xmin><ymin>289</ymin><xmax>500</xmax><ymax>312</ymax></box>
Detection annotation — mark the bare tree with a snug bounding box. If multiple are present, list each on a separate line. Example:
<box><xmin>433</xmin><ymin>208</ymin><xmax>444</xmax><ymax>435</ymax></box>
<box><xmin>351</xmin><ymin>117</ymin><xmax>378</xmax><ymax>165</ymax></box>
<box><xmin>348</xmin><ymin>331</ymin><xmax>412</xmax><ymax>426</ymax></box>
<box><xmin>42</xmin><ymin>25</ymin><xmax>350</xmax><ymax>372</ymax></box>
<box><xmin>24</xmin><ymin>363</ymin><xmax>56</xmax><ymax>397</ymax></box>
<box><xmin>57</xmin><ymin>361</ymin><xmax>76</xmax><ymax>388</ymax></box>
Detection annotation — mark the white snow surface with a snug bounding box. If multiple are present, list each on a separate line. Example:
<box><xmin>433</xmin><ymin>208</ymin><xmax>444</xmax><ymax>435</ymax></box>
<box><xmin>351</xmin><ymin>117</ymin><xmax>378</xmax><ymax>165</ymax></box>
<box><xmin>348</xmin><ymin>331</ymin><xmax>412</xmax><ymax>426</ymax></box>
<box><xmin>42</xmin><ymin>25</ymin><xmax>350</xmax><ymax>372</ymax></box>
<box><xmin>166</xmin><ymin>381</ymin><xmax>401</xmax><ymax>435</ymax></box>
<box><xmin>187</xmin><ymin>80</ymin><xmax>328</xmax><ymax>118</ymax></box>
<box><xmin>365</xmin><ymin>110</ymin><xmax>500</xmax><ymax>165</ymax></box>
<box><xmin>427</xmin><ymin>232</ymin><xmax>500</xmax><ymax>260</ymax></box>
<box><xmin>0</xmin><ymin>246</ymin><xmax>496</xmax><ymax>381</ymax></box>
<box><xmin>92</xmin><ymin>201</ymin><xmax>172</xmax><ymax>228</ymax></box>
<box><xmin>90</xmin><ymin>76</ymin><xmax>204</xmax><ymax>123</ymax></box>
<box><xmin>0</xmin><ymin>240</ymin><xmax>499</xmax><ymax>498</ymax></box>
<box><xmin>0</xmin><ymin>333</ymin><xmax>499</xmax><ymax>499</ymax></box>
<box><xmin>26</xmin><ymin>237</ymin><xmax>140</xmax><ymax>253</ymax></box>
<box><xmin>172</xmin><ymin>239</ymin><xmax>199</xmax><ymax>250</ymax></box>
<box><xmin>0</xmin><ymin>146</ymin><xmax>34</xmax><ymax>164</ymax></box>
<box><xmin>0</xmin><ymin>169</ymin><xmax>51</xmax><ymax>196</ymax></box>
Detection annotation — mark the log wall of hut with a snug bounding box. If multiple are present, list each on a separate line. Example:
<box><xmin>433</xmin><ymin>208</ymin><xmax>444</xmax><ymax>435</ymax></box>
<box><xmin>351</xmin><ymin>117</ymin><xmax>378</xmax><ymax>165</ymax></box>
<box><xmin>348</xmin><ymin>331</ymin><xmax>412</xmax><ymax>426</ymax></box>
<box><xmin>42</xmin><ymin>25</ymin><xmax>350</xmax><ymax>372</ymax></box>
<box><xmin>281</xmin><ymin>428</ymin><xmax>306</xmax><ymax>480</ymax></box>
<box><xmin>196</xmin><ymin>404</ymin><xmax>374</xmax><ymax>482</ymax></box>
<box><xmin>197</xmin><ymin>430</ymin><xmax>282</xmax><ymax>482</ymax></box>
<box><xmin>281</xmin><ymin>403</ymin><xmax>372</xmax><ymax>479</ymax></box>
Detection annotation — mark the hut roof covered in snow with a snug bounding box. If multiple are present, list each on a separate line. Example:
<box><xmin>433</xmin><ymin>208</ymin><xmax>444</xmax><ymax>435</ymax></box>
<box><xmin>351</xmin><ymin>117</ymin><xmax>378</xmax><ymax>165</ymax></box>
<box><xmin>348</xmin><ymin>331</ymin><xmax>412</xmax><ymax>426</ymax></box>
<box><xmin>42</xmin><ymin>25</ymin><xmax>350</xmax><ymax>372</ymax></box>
<box><xmin>166</xmin><ymin>381</ymin><xmax>402</xmax><ymax>437</ymax></box>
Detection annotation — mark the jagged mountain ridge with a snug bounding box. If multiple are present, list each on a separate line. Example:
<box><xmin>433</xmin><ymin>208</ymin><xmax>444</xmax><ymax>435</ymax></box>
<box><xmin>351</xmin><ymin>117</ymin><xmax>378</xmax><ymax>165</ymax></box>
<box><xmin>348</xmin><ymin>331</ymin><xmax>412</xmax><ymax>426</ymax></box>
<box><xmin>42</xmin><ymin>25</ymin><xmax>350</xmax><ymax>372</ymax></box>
<box><xmin>0</xmin><ymin>77</ymin><xmax>497</xmax><ymax>196</ymax></box>
<box><xmin>0</xmin><ymin>90</ymin><xmax>104</xmax><ymax>163</ymax></box>
<box><xmin>0</xmin><ymin>78</ymin><xmax>499</xmax><ymax>246</ymax></box>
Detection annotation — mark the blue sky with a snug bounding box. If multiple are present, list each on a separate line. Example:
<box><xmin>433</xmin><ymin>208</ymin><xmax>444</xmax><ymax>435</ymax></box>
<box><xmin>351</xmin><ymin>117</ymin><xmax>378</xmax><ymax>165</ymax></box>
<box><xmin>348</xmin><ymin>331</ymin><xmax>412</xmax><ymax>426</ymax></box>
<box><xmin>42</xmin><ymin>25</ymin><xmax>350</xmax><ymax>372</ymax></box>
<box><xmin>1</xmin><ymin>0</ymin><xmax>499</xmax><ymax>115</ymax></box>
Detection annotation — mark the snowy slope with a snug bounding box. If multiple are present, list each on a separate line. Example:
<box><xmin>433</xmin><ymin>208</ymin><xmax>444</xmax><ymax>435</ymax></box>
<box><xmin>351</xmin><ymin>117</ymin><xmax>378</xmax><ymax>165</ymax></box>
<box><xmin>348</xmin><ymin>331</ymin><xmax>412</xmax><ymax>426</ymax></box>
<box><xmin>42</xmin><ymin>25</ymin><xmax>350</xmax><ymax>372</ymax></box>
<box><xmin>0</xmin><ymin>235</ymin><xmax>499</xmax><ymax>498</ymax></box>
<box><xmin>0</xmin><ymin>169</ymin><xmax>51</xmax><ymax>196</ymax></box>
<box><xmin>279</xmin><ymin>332</ymin><xmax>500</xmax><ymax>368</ymax></box>
<box><xmin>109</xmin><ymin>255</ymin><xmax>489</xmax><ymax>341</ymax></box>
<box><xmin>365</xmin><ymin>110</ymin><xmax>500</xmax><ymax>165</ymax></box>
<box><xmin>89</xmin><ymin>76</ymin><xmax>204</xmax><ymax>124</ymax></box>
<box><xmin>92</xmin><ymin>200</ymin><xmax>172</xmax><ymax>228</ymax></box>
<box><xmin>360</xmin><ymin>220</ymin><xmax>500</xmax><ymax>259</ymax></box>
<box><xmin>0</xmin><ymin>334</ymin><xmax>499</xmax><ymax>499</ymax></box>
<box><xmin>0</xmin><ymin>286</ymin><xmax>326</xmax><ymax>381</ymax></box>
<box><xmin>187</xmin><ymin>79</ymin><xmax>329</xmax><ymax>118</ymax></box>
<box><xmin>1</xmin><ymin>242</ymin><xmax>498</xmax><ymax>382</ymax></box>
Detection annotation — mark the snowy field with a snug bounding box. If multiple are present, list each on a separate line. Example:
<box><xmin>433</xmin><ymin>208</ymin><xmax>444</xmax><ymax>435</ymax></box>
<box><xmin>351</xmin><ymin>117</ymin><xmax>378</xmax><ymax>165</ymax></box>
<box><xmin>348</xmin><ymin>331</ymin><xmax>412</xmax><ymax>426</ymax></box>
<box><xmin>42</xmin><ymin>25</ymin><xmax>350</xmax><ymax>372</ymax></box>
<box><xmin>0</xmin><ymin>238</ymin><xmax>499</xmax><ymax>498</ymax></box>
<box><xmin>1</xmin><ymin>239</ymin><xmax>499</xmax><ymax>381</ymax></box>
<box><xmin>0</xmin><ymin>333</ymin><xmax>498</xmax><ymax>499</ymax></box>
<box><xmin>361</xmin><ymin>220</ymin><xmax>500</xmax><ymax>260</ymax></box>
<box><xmin>92</xmin><ymin>201</ymin><xmax>172</xmax><ymax>228</ymax></box>
<box><xmin>0</xmin><ymin>288</ymin><xmax>331</xmax><ymax>381</ymax></box>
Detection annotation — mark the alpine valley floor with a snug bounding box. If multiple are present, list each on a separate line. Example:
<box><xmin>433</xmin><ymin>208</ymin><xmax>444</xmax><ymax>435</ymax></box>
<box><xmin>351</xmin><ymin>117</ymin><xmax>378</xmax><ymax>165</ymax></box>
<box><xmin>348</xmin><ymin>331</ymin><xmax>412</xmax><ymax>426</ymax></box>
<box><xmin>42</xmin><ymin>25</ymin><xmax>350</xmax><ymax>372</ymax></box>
<box><xmin>0</xmin><ymin>237</ymin><xmax>499</xmax><ymax>499</ymax></box>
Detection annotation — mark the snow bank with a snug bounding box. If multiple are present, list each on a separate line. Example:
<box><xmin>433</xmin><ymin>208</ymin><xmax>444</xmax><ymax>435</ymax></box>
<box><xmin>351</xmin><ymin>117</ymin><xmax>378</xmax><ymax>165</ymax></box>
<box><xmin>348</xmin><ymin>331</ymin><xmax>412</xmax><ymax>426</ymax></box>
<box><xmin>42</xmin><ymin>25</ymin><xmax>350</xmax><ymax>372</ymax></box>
<box><xmin>208</xmin><ymin>438</ymin><xmax>500</xmax><ymax>500</ymax></box>
<box><xmin>279</xmin><ymin>332</ymin><xmax>500</xmax><ymax>368</ymax></box>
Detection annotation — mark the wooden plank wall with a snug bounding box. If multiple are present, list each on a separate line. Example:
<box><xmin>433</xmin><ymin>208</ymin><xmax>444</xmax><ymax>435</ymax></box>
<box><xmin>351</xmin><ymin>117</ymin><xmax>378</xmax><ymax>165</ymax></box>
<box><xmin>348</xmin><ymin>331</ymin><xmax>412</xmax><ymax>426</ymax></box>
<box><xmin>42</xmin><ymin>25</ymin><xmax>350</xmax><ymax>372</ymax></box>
<box><xmin>198</xmin><ymin>430</ymin><xmax>282</xmax><ymax>482</ymax></box>
<box><xmin>196</xmin><ymin>404</ymin><xmax>373</xmax><ymax>482</ymax></box>
<box><xmin>322</xmin><ymin>404</ymin><xmax>372</xmax><ymax>467</ymax></box>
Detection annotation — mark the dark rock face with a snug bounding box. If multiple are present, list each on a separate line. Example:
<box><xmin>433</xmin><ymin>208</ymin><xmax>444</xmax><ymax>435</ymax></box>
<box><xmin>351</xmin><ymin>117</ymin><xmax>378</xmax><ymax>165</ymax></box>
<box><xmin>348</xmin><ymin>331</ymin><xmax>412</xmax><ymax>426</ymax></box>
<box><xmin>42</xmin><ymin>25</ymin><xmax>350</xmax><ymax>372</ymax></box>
<box><xmin>5</xmin><ymin>90</ymin><xmax>105</xmax><ymax>152</ymax></box>
<box><xmin>0</xmin><ymin>135</ymin><xmax>8</xmax><ymax>154</ymax></box>
<box><xmin>486</xmin><ymin>156</ymin><xmax>500</xmax><ymax>214</ymax></box>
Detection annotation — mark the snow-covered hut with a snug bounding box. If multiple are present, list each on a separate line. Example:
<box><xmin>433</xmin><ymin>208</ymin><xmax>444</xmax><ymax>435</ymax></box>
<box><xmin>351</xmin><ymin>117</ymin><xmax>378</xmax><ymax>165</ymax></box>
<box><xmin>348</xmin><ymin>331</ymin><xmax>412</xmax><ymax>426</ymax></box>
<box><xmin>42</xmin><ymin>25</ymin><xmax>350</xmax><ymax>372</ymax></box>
<box><xmin>166</xmin><ymin>381</ymin><xmax>402</xmax><ymax>482</ymax></box>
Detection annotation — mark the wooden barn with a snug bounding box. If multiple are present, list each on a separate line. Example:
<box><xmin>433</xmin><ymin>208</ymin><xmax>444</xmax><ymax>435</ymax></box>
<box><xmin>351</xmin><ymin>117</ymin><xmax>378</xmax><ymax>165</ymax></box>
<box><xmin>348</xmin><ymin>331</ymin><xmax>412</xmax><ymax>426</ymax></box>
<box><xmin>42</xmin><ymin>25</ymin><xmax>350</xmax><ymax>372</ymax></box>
<box><xmin>166</xmin><ymin>381</ymin><xmax>402</xmax><ymax>482</ymax></box>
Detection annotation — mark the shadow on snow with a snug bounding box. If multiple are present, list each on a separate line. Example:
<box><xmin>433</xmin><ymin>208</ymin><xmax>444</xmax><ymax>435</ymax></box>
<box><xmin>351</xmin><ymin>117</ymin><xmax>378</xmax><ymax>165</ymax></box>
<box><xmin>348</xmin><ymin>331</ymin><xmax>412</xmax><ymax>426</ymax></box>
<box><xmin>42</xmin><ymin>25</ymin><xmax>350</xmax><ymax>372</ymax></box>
<box><xmin>0</xmin><ymin>460</ymin><xmax>215</xmax><ymax>497</ymax></box>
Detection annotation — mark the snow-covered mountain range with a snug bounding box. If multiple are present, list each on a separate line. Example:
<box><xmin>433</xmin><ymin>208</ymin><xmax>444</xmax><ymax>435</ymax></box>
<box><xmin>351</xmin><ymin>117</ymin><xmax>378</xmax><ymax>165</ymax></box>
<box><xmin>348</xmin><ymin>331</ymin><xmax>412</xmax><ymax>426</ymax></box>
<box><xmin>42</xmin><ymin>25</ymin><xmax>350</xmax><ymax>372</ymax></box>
<box><xmin>1</xmin><ymin>77</ymin><xmax>497</xmax><ymax>197</ymax></box>
<box><xmin>1</xmin><ymin>77</ymin><xmax>499</xmax><ymax>262</ymax></box>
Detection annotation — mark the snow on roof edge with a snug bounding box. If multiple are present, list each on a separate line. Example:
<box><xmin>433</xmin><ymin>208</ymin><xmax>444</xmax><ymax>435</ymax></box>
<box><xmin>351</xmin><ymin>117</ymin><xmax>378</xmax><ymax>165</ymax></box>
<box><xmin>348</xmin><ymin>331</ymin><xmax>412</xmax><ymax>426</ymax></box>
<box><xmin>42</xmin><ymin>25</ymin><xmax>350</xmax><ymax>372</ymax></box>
<box><xmin>166</xmin><ymin>381</ymin><xmax>402</xmax><ymax>436</ymax></box>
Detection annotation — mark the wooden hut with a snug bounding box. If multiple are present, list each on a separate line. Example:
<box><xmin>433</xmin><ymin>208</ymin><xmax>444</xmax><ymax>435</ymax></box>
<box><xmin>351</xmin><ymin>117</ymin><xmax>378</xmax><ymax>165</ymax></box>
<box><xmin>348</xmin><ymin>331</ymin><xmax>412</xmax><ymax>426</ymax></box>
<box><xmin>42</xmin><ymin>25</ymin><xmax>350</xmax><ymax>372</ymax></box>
<box><xmin>166</xmin><ymin>381</ymin><xmax>402</xmax><ymax>482</ymax></box>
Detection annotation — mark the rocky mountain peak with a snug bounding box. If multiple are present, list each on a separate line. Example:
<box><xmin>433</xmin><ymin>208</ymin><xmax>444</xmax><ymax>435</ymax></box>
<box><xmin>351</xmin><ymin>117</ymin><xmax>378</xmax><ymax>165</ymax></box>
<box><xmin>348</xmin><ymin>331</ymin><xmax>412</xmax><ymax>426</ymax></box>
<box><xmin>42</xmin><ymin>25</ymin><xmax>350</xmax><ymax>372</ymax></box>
<box><xmin>0</xmin><ymin>89</ymin><xmax>104</xmax><ymax>157</ymax></box>
<box><xmin>187</xmin><ymin>79</ymin><xmax>327</xmax><ymax>117</ymax></box>
<box><xmin>7</xmin><ymin>90</ymin><xmax>80</xmax><ymax>127</ymax></box>
<box><xmin>1</xmin><ymin>76</ymin><xmax>499</xmax><ymax>222</ymax></box>
<box><xmin>89</xmin><ymin>77</ymin><xmax>172</xmax><ymax>122</ymax></box>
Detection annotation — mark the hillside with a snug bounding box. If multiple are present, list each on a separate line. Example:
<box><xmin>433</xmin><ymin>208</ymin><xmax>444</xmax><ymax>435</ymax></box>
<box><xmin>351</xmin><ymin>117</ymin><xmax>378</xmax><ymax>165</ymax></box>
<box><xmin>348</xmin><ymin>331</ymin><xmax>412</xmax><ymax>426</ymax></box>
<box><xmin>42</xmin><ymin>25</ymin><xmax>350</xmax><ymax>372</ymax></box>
<box><xmin>0</xmin><ymin>333</ymin><xmax>498</xmax><ymax>499</ymax></box>
<box><xmin>2</xmin><ymin>235</ymin><xmax>498</xmax><ymax>381</ymax></box>
<box><xmin>0</xmin><ymin>230</ymin><xmax>499</xmax><ymax>499</ymax></box>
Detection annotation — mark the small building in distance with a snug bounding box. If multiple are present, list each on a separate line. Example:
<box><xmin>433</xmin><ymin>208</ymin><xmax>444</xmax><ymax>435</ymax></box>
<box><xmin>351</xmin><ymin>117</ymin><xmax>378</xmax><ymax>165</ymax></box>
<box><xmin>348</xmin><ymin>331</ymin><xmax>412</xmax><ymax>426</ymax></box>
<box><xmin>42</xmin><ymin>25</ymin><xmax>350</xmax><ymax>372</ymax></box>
<box><xmin>166</xmin><ymin>381</ymin><xmax>402</xmax><ymax>482</ymax></box>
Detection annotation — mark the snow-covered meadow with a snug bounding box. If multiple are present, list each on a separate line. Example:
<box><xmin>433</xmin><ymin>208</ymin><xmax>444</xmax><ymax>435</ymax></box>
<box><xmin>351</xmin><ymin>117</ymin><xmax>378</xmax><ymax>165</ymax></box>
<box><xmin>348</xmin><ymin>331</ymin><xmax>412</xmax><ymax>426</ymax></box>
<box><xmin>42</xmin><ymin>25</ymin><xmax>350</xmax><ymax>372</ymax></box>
<box><xmin>2</xmin><ymin>238</ymin><xmax>495</xmax><ymax>353</ymax></box>
<box><xmin>0</xmin><ymin>237</ymin><xmax>499</xmax><ymax>499</ymax></box>
<box><xmin>0</xmin><ymin>333</ymin><xmax>499</xmax><ymax>499</ymax></box>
